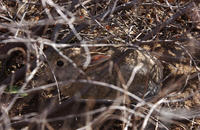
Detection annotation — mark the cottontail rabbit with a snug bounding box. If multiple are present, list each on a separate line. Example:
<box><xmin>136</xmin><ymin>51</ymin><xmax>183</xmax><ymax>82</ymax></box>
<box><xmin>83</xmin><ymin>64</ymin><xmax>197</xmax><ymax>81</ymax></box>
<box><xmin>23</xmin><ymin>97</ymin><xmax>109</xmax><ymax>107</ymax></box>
<box><xmin>35</xmin><ymin>46</ymin><xmax>163</xmax><ymax>101</ymax></box>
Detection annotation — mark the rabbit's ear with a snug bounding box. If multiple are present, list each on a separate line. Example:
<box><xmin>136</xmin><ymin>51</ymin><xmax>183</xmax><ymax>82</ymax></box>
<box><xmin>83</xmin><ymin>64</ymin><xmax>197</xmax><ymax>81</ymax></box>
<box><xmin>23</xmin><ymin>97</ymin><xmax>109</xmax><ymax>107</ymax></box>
<box><xmin>88</xmin><ymin>54</ymin><xmax>111</xmax><ymax>67</ymax></box>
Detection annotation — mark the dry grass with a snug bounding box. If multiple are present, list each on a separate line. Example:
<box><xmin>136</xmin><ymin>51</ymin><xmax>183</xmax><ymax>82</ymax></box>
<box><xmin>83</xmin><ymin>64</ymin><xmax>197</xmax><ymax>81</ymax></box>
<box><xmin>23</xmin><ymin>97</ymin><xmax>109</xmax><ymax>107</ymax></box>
<box><xmin>0</xmin><ymin>0</ymin><xmax>200</xmax><ymax>129</ymax></box>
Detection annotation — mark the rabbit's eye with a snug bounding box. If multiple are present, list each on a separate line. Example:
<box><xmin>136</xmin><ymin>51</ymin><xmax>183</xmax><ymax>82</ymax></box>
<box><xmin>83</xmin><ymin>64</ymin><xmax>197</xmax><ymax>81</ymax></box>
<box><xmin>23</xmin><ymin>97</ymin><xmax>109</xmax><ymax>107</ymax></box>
<box><xmin>56</xmin><ymin>60</ymin><xmax>64</xmax><ymax>67</ymax></box>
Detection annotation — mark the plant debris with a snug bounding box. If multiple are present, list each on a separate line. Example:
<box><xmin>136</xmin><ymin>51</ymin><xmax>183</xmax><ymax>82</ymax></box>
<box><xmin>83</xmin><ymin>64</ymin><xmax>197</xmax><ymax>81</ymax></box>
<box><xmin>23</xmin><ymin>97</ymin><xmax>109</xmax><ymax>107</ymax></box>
<box><xmin>0</xmin><ymin>0</ymin><xmax>200</xmax><ymax>129</ymax></box>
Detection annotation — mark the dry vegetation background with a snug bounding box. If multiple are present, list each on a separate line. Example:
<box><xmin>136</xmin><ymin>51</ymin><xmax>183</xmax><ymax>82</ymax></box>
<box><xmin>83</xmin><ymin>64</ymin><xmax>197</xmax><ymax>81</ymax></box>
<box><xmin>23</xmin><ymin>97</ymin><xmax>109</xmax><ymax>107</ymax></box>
<box><xmin>0</xmin><ymin>0</ymin><xmax>200</xmax><ymax>129</ymax></box>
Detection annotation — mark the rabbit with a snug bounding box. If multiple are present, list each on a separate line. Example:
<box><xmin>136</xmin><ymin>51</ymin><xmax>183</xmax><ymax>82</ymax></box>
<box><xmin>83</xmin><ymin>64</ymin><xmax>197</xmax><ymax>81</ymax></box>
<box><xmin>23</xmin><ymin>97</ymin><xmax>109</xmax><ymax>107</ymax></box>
<box><xmin>34</xmin><ymin>46</ymin><xmax>163</xmax><ymax>102</ymax></box>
